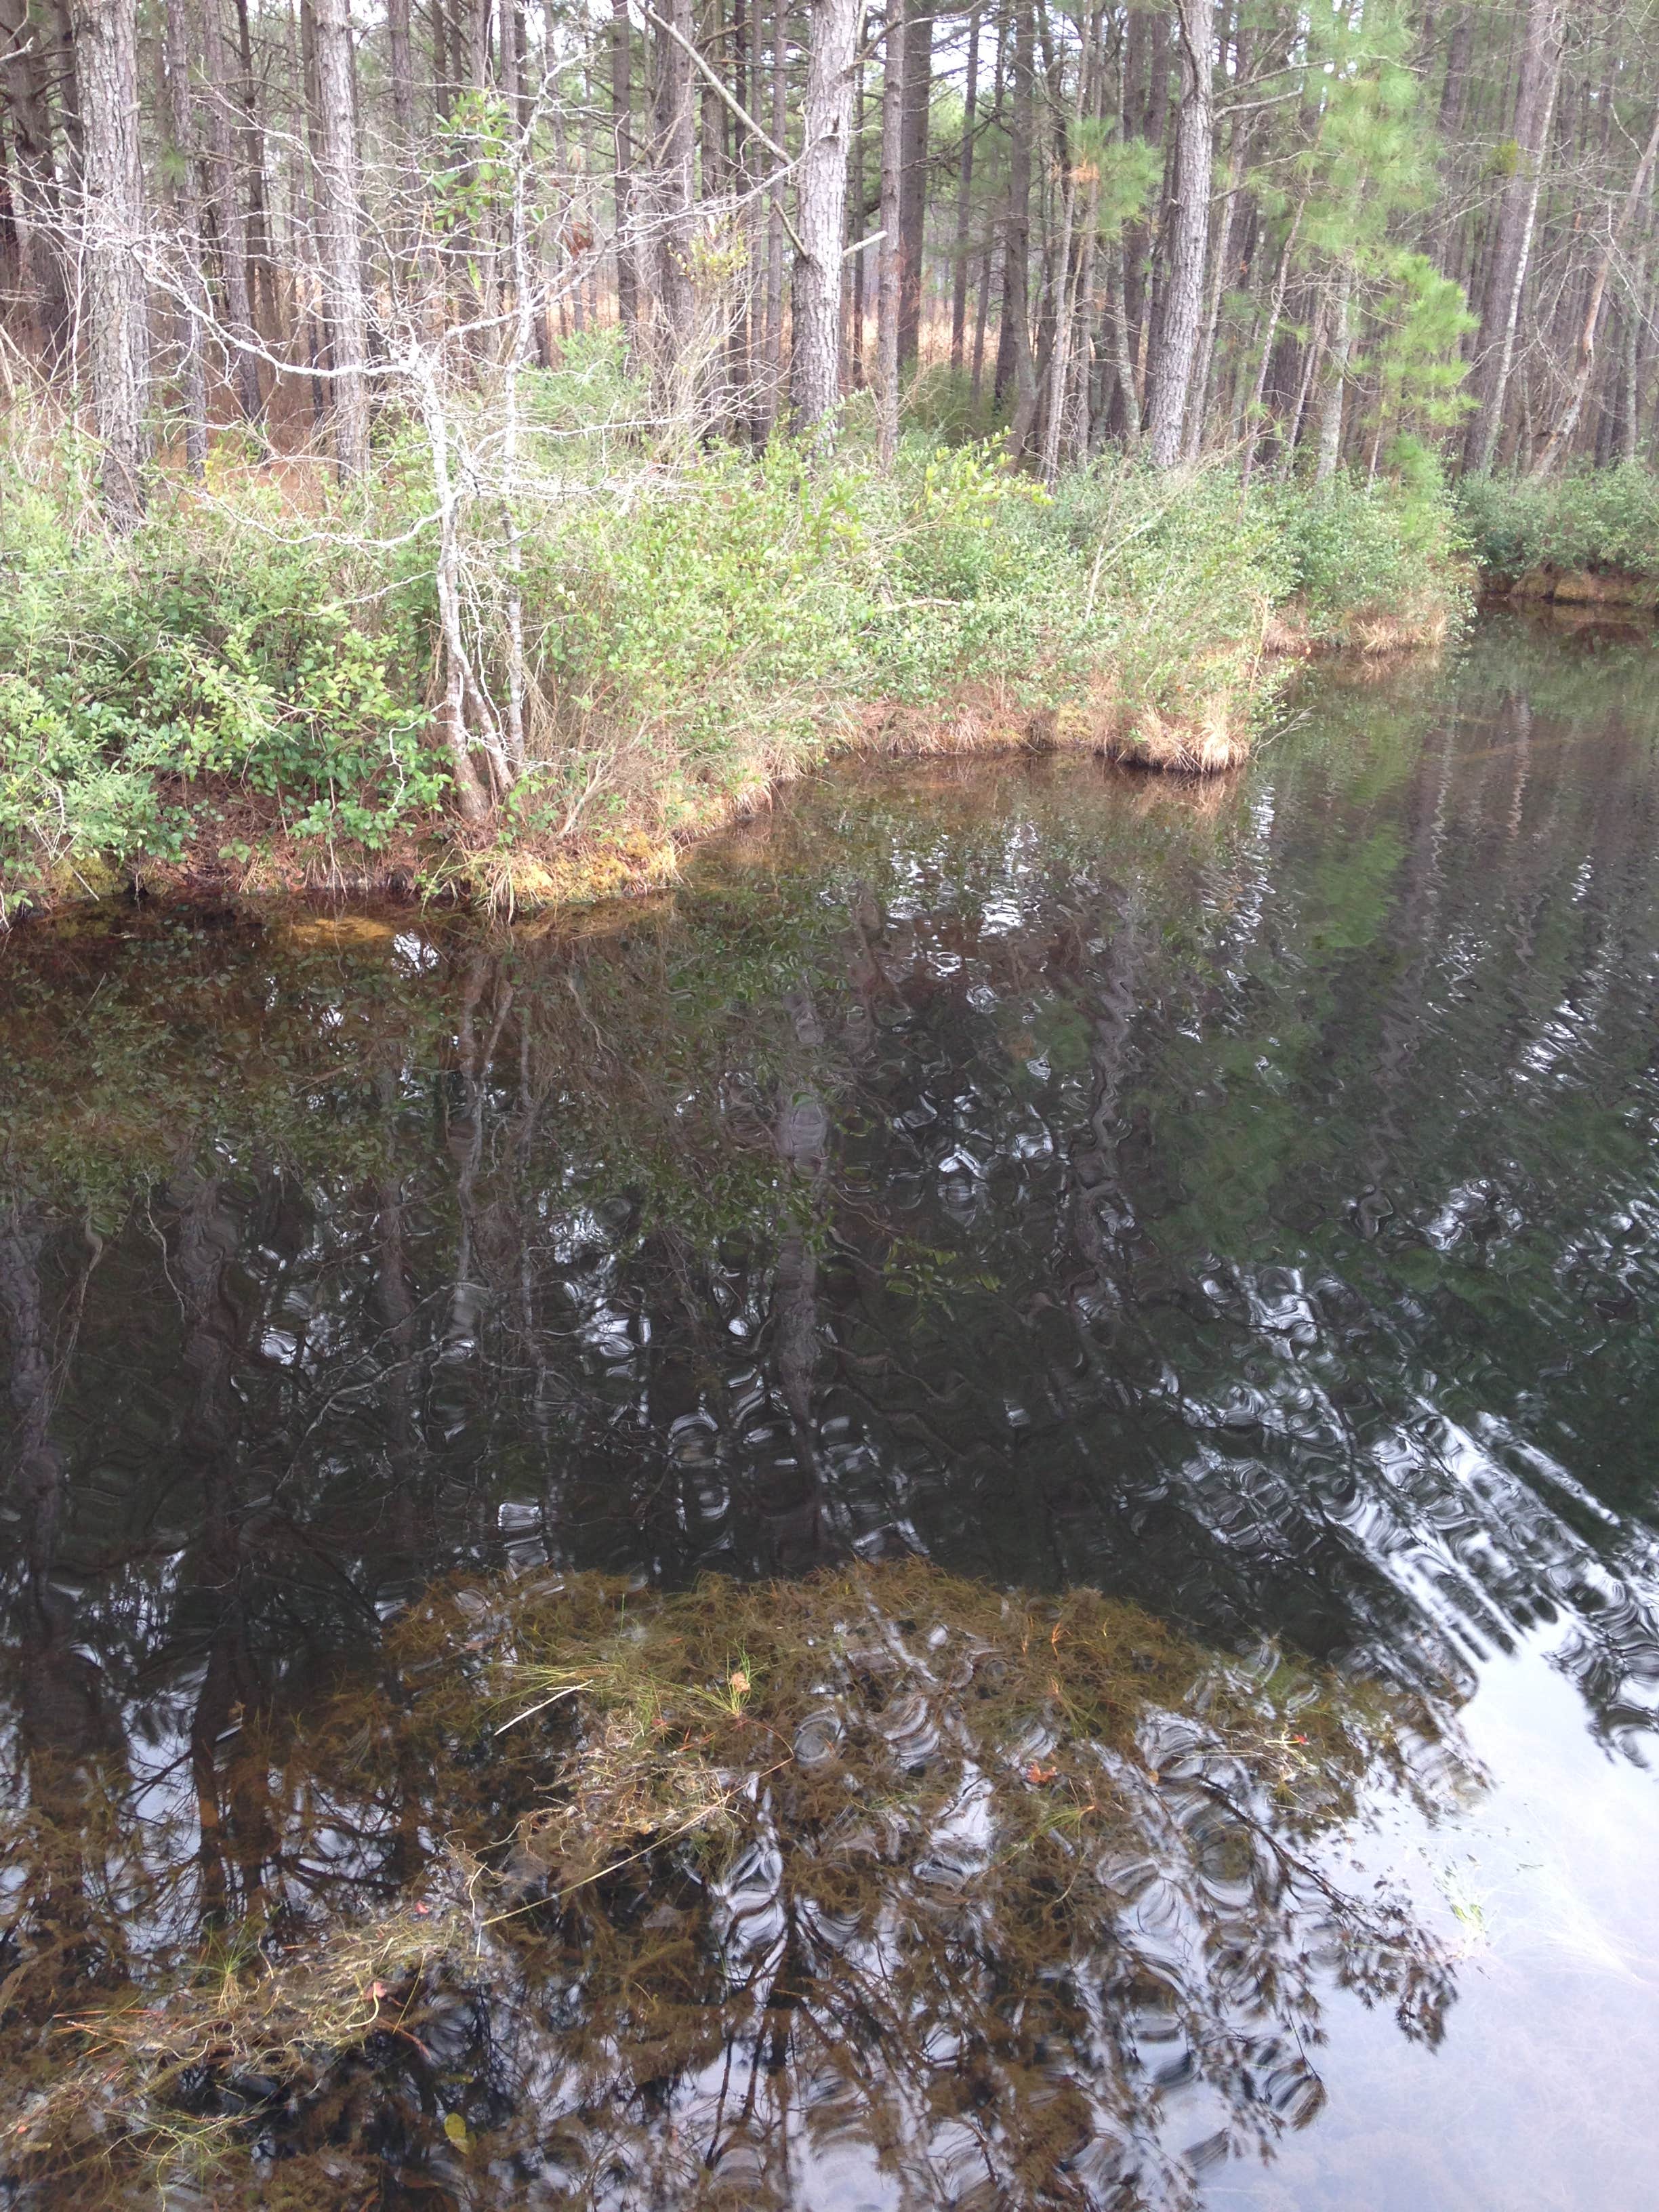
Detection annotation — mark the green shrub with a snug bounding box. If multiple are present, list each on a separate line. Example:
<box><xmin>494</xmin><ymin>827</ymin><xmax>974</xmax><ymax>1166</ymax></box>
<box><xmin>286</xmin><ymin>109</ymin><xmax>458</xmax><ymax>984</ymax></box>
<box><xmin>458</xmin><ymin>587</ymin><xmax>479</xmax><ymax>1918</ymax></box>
<box><xmin>1271</xmin><ymin>465</ymin><xmax>1471</xmax><ymax>641</ymax></box>
<box><xmin>0</xmin><ymin>387</ymin><xmax>1475</xmax><ymax>917</ymax></box>
<box><xmin>1457</xmin><ymin>464</ymin><xmax>1659</xmax><ymax>582</ymax></box>
<box><xmin>0</xmin><ymin>474</ymin><xmax>447</xmax><ymax>912</ymax></box>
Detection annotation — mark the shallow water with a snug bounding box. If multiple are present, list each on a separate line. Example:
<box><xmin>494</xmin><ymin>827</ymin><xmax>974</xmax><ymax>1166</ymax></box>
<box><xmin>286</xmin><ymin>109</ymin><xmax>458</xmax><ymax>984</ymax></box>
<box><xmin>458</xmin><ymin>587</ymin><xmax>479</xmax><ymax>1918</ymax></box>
<box><xmin>3</xmin><ymin>614</ymin><xmax>1659</xmax><ymax>2207</ymax></box>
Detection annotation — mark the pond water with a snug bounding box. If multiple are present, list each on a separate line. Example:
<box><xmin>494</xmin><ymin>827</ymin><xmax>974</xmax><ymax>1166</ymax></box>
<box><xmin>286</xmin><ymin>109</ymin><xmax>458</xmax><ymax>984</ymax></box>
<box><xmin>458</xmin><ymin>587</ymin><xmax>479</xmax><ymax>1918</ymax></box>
<box><xmin>3</xmin><ymin>614</ymin><xmax>1658</xmax><ymax>2208</ymax></box>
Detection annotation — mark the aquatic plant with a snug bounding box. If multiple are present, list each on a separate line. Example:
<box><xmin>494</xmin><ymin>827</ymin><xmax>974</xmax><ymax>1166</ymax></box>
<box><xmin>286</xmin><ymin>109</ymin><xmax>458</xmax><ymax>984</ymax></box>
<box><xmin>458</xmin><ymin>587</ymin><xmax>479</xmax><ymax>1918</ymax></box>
<box><xmin>0</xmin><ymin>1560</ymin><xmax>1464</xmax><ymax>2209</ymax></box>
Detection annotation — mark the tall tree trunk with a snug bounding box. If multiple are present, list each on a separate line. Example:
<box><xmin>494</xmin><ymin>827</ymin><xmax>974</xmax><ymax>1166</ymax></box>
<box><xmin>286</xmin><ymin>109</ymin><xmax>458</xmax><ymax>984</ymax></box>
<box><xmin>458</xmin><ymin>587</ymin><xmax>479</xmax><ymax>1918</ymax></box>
<box><xmin>230</xmin><ymin>0</ymin><xmax>273</xmax><ymax>338</ymax></box>
<box><xmin>611</xmin><ymin>0</ymin><xmax>639</xmax><ymax>338</ymax></box>
<box><xmin>949</xmin><ymin>1</ymin><xmax>979</xmax><ymax>374</ymax></box>
<box><xmin>1461</xmin><ymin>0</ymin><xmax>1565</xmax><ymax>473</ymax></box>
<box><xmin>790</xmin><ymin>0</ymin><xmax>858</xmax><ymax>442</ymax></box>
<box><xmin>1314</xmin><ymin>261</ymin><xmax>1353</xmax><ymax>480</ymax></box>
<box><xmin>1529</xmin><ymin>100</ymin><xmax>1659</xmax><ymax>479</ymax></box>
<box><xmin>310</xmin><ymin>0</ymin><xmax>369</xmax><ymax>477</ymax></box>
<box><xmin>652</xmin><ymin>0</ymin><xmax>696</xmax><ymax>363</ymax></box>
<box><xmin>161</xmin><ymin>0</ymin><xmax>207</xmax><ymax>476</ymax></box>
<box><xmin>201</xmin><ymin>0</ymin><xmax>262</xmax><ymax>420</ymax></box>
<box><xmin>998</xmin><ymin>0</ymin><xmax>1036</xmax><ymax>454</ymax></box>
<box><xmin>388</xmin><ymin>0</ymin><xmax>417</xmax><ymax>140</ymax></box>
<box><xmin>1240</xmin><ymin>188</ymin><xmax>1304</xmax><ymax>485</ymax></box>
<box><xmin>1187</xmin><ymin>28</ymin><xmax>1252</xmax><ymax>462</ymax></box>
<box><xmin>760</xmin><ymin>0</ymin><xmax>785</xmax><ymax>428</ymax></box>
<box><xmin>70</xmin><ymin>0</ymin><xmax>149</xmax><ymax>529</ymax></box>
<box><xmin>1145</xmin><ymin>0</ymin><xmax>1212</xmax><ymax>468</ymax></box>
<box><xmin>0</xmin><ymin>0</ymin><xmax>71</xmax><ymax>357</ymax></box>
<box><xmin>895</xmin><ymin>0</ymin><xmax>930</xmax><ymax>372</ymax></box>
<box><xmin>876</xmin><ymin>0</ymin><xmax>904</xmax><ymax>465</ymax></box>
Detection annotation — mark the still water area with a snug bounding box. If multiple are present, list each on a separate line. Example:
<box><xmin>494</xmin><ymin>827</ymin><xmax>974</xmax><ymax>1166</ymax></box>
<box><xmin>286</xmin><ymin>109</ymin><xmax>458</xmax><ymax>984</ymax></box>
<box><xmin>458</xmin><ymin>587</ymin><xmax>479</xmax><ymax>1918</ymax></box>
<box><xmin>3</xmin><ymin>615</ymin><xmax>1658</xmax><ymax>2209</ymax></box>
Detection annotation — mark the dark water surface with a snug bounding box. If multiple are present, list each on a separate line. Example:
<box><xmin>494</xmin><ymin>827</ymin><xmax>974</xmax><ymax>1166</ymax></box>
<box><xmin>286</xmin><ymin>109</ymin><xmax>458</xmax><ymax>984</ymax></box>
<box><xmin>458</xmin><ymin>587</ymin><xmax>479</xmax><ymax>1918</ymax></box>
<box><xmin>3</xmin><ymin>615</ymin><xmax>1659</xmax><ymax>2207</ymax></box>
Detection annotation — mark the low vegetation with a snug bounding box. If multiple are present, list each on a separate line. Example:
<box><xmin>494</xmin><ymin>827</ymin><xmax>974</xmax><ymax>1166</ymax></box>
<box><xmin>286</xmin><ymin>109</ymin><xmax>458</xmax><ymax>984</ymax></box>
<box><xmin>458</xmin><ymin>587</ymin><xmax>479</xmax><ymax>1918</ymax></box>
<box><xmin>0</xmin><ymin>363</ymin><xmax>1473</xmax><ymax>926</ymax></box>
<box><xmin>1458</xmin><ymin>462</ymin><xmax>1659</xmax><ymax>600</ymax></box>
<box><xmin>1</xmin><ymin>1559</ymin><xmax>1460</xmax><ymax>2208</ymax></box>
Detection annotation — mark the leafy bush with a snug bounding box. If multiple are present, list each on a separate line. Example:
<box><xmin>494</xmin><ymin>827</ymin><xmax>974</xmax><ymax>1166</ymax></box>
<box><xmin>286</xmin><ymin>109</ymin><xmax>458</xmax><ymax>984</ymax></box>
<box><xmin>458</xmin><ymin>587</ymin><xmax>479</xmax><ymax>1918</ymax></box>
<box><xmin>1457</xmin><ymin>464</ymin><xmax>1659</xmax><ymax>582</ymax></box>
<box><xmin>0</xmin><ymin>474</ymin><xmax>447</xmax><ymax>913</ymax></box>
<box><xmin>0</xmin><ymin>385</ymin><xmax>1474</xmax><ymax>918</ymax></box>
<box><xmin>1270</xmin><ymin>464</ymin><xmax>1471</xmax><ymax>642</ymax></box>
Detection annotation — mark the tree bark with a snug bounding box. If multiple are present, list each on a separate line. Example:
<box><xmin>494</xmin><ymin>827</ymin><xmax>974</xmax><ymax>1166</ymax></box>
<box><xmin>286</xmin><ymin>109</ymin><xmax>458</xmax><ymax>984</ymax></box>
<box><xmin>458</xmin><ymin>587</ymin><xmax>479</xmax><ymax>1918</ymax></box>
<box><xmin>310</xmin><ymin>0</ymin><xmax>370</xmax><ymax>478</ymax></box>
<box><xmin>651</xmin><ymin>0</ymin><xmax>696</xmax><ymax>359</ymax></box>
<box><xmin>70</xmin><ymin>0</ymin><xmax>150</xmax><ymax>529</ymax></box>
<box><xmin>161</xmin><ymin>0</ymin><xmax>207</xmax><ymax>476</ymax></box>
<box><xmin>1461</xmin><ymin>0</ymin><xmax>1565</xmax><ymax>473</ymax></box>
<box><xmin>759</xmin><ymin>0</ymin><xmax>785</xmax><ymax>430</ymax></box>
<box><xmin>790</xmin><ymin>0</ymin><xmax>858</xmax><ymax>442</ymax></box>
<box><xmin>1145</xmin><ymin>0</ymin><xmax>1212</xmax><ymax>468</ymax></box>
<box><xmin>611</xmin><ymin>0</ymin><xmax>639</xmax><ymax>338</ymax></box>
<box><xmin>895</xmin><ymin>0</ymin><xmax>930</xmax><ymax>372</ymax></box>
<box><xmin>1314</xmin><ymin>261</ymin><xmax>1353</xmax><ymax>480</ymax></box>
<box><xmin>200</xmin><ymin>0</ymin><xmax>262</xmax><ymax>421</ymax></box>
<box><xmin>876</xmin><ymin>0</ymin><xmax>905</xmax><ymax>465</ymax></box>
<box><xmin>0</xmin><ymin>0</ymin><xmax>71</xmax><ymax>357</ymax></box>
<box><xmin>949</xmin><ymin>1</ymin><xmax>979</xmax><ymax>374</ymax></box>
<box><xmin>998</xmin><ymin>0</ymin><xmax>1036</xmax><ymax>455</ymax></box>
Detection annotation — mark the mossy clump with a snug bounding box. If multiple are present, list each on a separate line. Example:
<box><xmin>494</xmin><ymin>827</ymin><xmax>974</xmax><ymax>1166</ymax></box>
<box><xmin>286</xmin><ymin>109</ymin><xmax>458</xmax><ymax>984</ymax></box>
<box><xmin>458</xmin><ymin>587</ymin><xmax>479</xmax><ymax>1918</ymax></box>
<box><xmin>3</xmin><ymin>1561</ymin><xmax>1463</xmax><ymax>2209</ymax></box>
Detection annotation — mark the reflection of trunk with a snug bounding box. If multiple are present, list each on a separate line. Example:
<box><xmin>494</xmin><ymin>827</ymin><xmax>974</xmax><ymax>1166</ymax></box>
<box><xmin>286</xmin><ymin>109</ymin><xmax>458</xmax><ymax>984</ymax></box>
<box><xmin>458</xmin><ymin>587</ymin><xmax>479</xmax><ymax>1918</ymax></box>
<box><xmin>0</xmin><ymin>1206</ymin><xmax>69</xmax><ymax>1576</ymax></box>
<box><xmin>769</xmin><ymin>981</ymin><xmax>832</xmax><ymax>1565</ymax></box>
<box><xmin>169</xmin><ymin>1172</ymin><xmax>274</xmax><ymax>1925</ymax></box>
<box><xmin>0</xmin><ymin>1207</ymin><xmax>123</xmax><ymax>1992</ymax></box>
<box><xmin>375</xmin><ymin>1170</ymin><xmax>424</xmax><ymax>1555</ymax></box>
<box><xmin>447</xmin><ymin>956</ymin><xmax>514</xmax><ymax>1356</ymax></box>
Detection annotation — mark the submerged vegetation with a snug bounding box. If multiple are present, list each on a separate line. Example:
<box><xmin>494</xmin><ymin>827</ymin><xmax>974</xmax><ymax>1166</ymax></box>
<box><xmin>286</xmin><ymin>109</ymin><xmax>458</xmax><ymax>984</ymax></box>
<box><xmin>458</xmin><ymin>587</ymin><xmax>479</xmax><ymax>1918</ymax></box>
<box><xmin>0</xmin><ymin>376</ymin><xmax>1472</xmax><ymax>924</ymax></box>
<box><xmin>0</xmin><ymin>1560</ymin><xmax>1465</xmax><ymax>2209</ymax></box>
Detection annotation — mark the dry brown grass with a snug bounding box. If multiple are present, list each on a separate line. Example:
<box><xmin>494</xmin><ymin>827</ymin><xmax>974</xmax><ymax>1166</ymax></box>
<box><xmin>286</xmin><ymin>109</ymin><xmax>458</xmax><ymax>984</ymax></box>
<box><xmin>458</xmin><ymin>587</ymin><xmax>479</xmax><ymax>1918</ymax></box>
<box><xmin>1263</xmin><ymin>597</ymin><xmax>1452</xmax><ymax>659</ymax></box>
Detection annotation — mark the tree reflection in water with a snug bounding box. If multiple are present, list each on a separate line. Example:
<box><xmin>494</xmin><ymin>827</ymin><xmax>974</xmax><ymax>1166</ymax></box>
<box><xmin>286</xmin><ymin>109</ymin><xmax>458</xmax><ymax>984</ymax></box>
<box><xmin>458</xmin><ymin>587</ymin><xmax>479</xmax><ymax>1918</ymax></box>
<box><xmin>3</xmin><ymin>1563</ymin><xmax>1469</xmax><ymax>2210</ymax></box>
<box><xmin>5</xmin><ymin>619</ymin><xmax>1659</xmax><ymax>2203</ymax></box>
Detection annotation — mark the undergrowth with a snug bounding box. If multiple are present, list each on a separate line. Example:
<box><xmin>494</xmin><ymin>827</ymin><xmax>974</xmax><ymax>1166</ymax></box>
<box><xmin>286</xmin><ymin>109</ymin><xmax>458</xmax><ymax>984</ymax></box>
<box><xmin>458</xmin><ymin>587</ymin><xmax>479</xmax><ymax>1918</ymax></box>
<box><xmin>1458</xmin><ymin>462</ymin><xmax>1659</xmax><ymax>586</ymax></box>
<box><xmin>0</xmin><ymin>350</ymin><xmax>1473</xmax><ymax>922</ymax></box>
